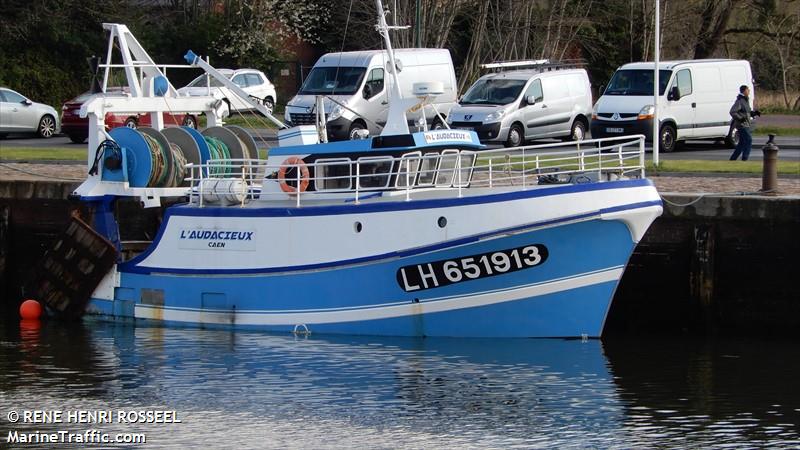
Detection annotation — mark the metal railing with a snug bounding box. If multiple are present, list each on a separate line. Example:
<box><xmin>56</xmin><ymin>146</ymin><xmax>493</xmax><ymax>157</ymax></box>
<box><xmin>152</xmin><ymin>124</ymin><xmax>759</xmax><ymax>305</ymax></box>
<box><xmin>184</xmin><ymin>135</ymin><xmax>646</xmax><ymax>208</ymax></box>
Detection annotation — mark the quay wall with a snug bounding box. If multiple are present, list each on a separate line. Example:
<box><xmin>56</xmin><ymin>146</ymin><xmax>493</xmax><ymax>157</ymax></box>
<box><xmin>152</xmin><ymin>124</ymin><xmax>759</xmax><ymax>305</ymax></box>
<box><xmin>1</xmin><ymin>180</ymin><xmax>798</xmax><ymax>336</ymax></box>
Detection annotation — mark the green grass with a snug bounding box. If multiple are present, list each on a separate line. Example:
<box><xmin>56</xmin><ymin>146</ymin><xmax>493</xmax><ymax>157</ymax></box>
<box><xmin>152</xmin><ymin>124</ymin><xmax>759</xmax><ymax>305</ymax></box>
<box><xmin>0</xmin><ymin>147</ymin><xmax>85</xmax><ymax>161</ymax></box>
<box><xmin>478</xmin><ymin>154</ymin><xmax>800</xmax><ymax>176</ymax></box>
<box><xmin>760</xmin><ymin>107</ymin><xmax>800</xmax><ymax>115</ymax></box>
<box><xmin>752</xmin><ymin>125</ymin><xmax>800</xmax><ymax>136</ymax></box>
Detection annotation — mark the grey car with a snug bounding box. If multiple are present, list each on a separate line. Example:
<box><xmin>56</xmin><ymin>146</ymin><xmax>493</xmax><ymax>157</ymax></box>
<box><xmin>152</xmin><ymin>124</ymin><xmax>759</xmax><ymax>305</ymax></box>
<box><xmin>0</xmin><ymin>87</ymin><xmax>60</xmax><ymax>138</ymax></box>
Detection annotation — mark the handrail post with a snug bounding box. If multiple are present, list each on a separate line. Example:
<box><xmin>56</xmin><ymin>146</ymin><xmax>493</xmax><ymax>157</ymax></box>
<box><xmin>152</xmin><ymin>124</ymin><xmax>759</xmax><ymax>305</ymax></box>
<box><xmin>489</xmin><ymin>159</ymin><xmax>493</xmax><ymax>188</ymax></box>
<box><xmin>639</xmin><ymin>137</ymin><xmax>645</xmax><ymax>177</ymax></box>
<box><xmin>405</xmin><ymin>158</ymin><xmax>411</xmax><ymax>201</ymax></box>
<box><xmin>241</xmin><ymin>165</ymin><xmax>246</xmax><ymax>207</ymax></box>
<box><xmin>355</xmin><ymin>162</ymin><xmax>360</xmax><ymax>205</ymax></box>
<box><xmin>457</xmin><ymin>152</ymin><xmax>462</xmax><ymax>197</ymax></box>
<box><xmin>295</xmin><ymin>162</ymin><xmax>301</xmax><ymax>208</ymax></box>
<box><xmin>199</xmin><ymin>165</ymin><xmax>204</xmax><ymax>208</ymax></box>
<box><xmin>522</xmin><ymin>147</ymin><xmax>526</xmax><ymax>189</ymax></box>
<box><xmin>597</xmin><ymin>147</ymin><xmax>603</xmax><ymax>180</ymax></box>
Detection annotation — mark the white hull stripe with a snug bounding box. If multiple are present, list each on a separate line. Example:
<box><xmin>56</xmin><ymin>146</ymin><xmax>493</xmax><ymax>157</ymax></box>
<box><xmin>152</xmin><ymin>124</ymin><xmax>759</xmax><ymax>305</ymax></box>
<box><xmin>134</xmin><ymin>267</ymin><xmax>624</xmax><ymax>325</ymax></box>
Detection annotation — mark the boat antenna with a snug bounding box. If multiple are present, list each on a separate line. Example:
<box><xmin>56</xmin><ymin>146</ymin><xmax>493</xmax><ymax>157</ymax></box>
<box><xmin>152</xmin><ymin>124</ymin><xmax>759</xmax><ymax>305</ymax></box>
<box><xmin>332</xmin><ymin>0</ymin><xmax>355</xmax><ymax>96</ymax></box>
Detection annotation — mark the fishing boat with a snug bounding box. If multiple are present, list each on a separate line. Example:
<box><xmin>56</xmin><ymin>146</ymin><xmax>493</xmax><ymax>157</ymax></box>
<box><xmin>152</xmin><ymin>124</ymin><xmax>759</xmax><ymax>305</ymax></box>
<box><xmin>66</xmin><ymin>1</ymin><xmax>662</xmax><ymax>338</ymax></box>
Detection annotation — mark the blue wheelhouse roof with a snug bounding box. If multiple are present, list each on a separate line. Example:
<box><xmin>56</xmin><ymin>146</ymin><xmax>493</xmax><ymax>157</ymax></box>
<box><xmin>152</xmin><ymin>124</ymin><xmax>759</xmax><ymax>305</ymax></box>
<box><xmin>270</xmin><ymin>130</ymin><xmax>484</xmax><ymax>156</ymax></box>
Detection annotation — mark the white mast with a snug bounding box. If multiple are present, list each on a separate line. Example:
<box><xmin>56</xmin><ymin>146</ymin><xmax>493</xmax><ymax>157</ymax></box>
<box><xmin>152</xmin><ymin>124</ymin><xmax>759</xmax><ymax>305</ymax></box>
<box><xmin>653</xmin><ymin>0</ymin><xmax>660</xmax><ymax>165</ymax></box>
<box><xmin>374</xmin><ymin>0</ymin><xmax>416</xmax><ymax>136</ymax></box>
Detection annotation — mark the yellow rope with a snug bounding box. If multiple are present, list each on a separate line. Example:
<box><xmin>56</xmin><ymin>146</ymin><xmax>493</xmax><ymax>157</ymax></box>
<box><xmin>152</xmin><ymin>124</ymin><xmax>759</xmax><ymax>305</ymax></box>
<box><xmin>141</xmin><ymin>133</ymin><xmax>169</xmax><ymax>187</ymax></box>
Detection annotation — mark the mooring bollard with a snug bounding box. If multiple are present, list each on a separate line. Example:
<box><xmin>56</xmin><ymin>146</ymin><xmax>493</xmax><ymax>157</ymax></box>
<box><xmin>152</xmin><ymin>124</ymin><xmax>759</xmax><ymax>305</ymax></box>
<box><xmin>761</xmin><ymin>134</ymin><xmax>779</xmax><ymax>193</ymax></box>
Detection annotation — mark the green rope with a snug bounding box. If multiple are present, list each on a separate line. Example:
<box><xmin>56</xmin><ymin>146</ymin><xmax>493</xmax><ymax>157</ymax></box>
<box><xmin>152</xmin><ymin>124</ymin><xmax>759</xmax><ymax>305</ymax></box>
<box><xmin>204</xmin><ymin>136</ymin><xmax>231</xmax><ymax>176</ymax></box>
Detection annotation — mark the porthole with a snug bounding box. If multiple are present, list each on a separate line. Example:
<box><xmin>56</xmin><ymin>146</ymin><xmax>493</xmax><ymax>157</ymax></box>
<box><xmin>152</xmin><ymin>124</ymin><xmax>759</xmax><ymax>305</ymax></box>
<box><xmin>438</xmin><ymin>216</ymin><xmax>447</xmax><ymax>228</ymax></box>
<box><xmin>354</xmin><ymin>221</ymin><xmax>363</xmax><ymax>233</ymax></box>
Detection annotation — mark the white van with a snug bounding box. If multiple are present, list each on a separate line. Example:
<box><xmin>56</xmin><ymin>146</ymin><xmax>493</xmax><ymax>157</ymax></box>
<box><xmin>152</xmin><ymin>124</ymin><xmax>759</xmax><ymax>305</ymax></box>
<box><xmin>446</xmin><ymin>68</ymin><xmax>593</xmax><ymax>147</ymax></box>
<box><xmin>284</xmin><ymin>49</ymin><xmax>457</xmax><ymax>141</ymax></box>
<box><xmin>591</xmin><ymin>59</ymin><xmax>754</xmax><ymax>152</ymax></box>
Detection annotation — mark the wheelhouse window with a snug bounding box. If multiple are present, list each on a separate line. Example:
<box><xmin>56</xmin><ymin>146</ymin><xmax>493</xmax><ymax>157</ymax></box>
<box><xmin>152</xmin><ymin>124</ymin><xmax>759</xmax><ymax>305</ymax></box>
<box><xmin>395</xmin><ymin>151</ymin><xmax>422</xmax><ymax>188</ymax></box>
<box><xmin>314</xmin><ymin>158</ymin><xmax>352</xmax><ymax>191</ymax></box>
<box><xmin>435</xmin><ymin>150</ymin><xmax>462</xmax><ymax>187</ymax></box>
<box><xmin>417</xmin><ymin>153</ymin><xmax>440</xmax><ymax>186</ymax></box>
<box><xmin>357</xmin><ymin>156</ymin><xmax>394</xmax><ymax>190</ymax></box>
<box><xmin>454</xmin><ymin>151</ymin><xmax>476</xmax><ymax>187</ymax></box>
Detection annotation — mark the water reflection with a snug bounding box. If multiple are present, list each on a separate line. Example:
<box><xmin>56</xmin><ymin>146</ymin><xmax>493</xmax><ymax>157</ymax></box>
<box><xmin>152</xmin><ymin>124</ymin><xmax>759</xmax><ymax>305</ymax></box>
<box><xmin>605</xmin><ymin>337</ymin><xmax>800</xmax><ymax>447</ymax></box>
<box><xmin>1</xmin><ymin>320</ymin><xmax>798</xmax><ymax>448</ymax></box>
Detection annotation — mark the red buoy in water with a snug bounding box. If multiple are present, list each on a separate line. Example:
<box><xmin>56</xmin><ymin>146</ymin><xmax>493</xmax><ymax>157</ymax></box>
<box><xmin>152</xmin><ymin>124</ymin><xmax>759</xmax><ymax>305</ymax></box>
<box><xmin>19</xmin><ymin>300</ymin><xmax>43</xmax><ymax>320</ymax></box>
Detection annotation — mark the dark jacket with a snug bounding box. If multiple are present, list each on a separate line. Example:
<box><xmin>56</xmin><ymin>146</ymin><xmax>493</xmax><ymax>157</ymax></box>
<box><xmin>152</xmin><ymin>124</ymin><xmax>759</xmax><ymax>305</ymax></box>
<box><xmin>730</xmin><ymin>94</ymin><xmax>752</xmax><ymax>129</ymax></box>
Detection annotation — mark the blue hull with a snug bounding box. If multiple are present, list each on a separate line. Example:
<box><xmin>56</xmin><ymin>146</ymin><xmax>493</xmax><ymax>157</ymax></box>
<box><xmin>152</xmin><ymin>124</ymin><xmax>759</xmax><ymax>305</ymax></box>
<box><xmin>88</xmin><ymin>218</ymin><xmax>635</xmax><ymax>337</ymax></box>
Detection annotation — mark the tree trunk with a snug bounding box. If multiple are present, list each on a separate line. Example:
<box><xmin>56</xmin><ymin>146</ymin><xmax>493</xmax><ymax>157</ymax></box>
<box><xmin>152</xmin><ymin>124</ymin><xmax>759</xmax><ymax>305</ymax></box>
<box><xmin>693</xmin><ymin>0</ymin><xmax>738</xmax><ymax>59</ymax></box>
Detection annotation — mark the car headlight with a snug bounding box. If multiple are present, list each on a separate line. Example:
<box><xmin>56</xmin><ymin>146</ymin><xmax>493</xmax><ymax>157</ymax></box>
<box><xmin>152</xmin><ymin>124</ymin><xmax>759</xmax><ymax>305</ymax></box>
<box><xmin>327</xmin><ymin>105</ymin><xmax>343</xmax><ymax>121</ymax></box>
<box><xmin>483</xmin><ymin>109</ymin><xmax>506</xmax><ymax>123</ymax></box>
<box><xmin>592</xmin><ymin>103</ymin><xmax>598</xmax><ymax>119</ymax></box>
<box><xmin>638</xmin><ymin>105</ymin><xmax>654</xmax><ymax>120</ymax></box>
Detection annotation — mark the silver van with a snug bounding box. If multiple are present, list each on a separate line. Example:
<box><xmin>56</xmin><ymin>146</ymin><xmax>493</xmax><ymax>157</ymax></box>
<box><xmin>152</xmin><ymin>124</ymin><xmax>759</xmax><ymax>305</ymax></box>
<box><xmin>285</xmin><ymin>49</ymin><xmax>457</xmax><ymax>141</ymax></box>
<box><xmin>447</xmin><ymin>66</ymin><xmax>593</xmax><ymax>147</ymax></box>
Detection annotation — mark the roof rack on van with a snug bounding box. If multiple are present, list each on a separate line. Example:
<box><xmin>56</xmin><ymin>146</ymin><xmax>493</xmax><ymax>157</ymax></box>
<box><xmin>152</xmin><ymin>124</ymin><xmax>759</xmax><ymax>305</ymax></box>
<box><xmin>480</xmin><ymin>59</ymin><xmax>587</xmax><ymax>72</ymax></box>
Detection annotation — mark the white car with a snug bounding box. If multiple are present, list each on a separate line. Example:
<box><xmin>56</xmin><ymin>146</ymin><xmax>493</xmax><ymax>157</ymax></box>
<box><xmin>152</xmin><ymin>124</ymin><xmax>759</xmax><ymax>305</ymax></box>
<box><xmin>0</xmin><ymin>87</ymin><xmax>60</xmax><ymax>139</ymax></box>
<box><xmin>178</xmin><ymin>69</ymin><xmax>277</xmax><ymax>114</ymax></box>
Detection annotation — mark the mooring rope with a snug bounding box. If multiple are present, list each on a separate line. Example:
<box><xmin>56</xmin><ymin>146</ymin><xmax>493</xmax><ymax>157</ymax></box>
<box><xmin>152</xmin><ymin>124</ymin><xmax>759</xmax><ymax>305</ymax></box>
<box><xmin>660</xmin><ymin>191</ymin><xmax>764</xmax><ymax>207</ymax></box>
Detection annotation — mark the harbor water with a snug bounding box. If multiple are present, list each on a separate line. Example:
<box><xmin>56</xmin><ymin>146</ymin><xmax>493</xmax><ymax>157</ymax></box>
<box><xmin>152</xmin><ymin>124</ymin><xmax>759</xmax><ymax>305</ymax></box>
<box><xmin>1</xmin><ymin>317</ymin><xmax>798</xmax><ymax>449</ymax></box>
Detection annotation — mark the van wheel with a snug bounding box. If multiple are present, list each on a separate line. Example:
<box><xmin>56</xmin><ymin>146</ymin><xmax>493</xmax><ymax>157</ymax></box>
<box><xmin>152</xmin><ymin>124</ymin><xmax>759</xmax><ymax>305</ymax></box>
<box><xmin>564</xmin><ymin>118</ymin><xmax>587</xmax><ymax>142</ymax></box>
<box><xmin>124</xmin><ymin>117</ymin><xmax>138</xmax><ymax>129</ymax></box>
<box><xmin>431</xmin><ymin>118</ymin><xmax>445</xmax><ymax>130</ymax></box>
<box><xmin>349</xmin><ymin>122</ymin><xmax>368</xmax><ymax>140</ymax></box>
<box><xmin>505</xmin><ymin>123</ymin><xmax>524</xmax><ymax>148</ymax></box>
<box><xmin>659</xmin><ymin>123</ymin><xmax>677</xmax><ymax>153</ymax></box>
<box><xmin>725</xmin><ymin>127</ymin><xmax>739</xmax><ymax>148</ymax></box>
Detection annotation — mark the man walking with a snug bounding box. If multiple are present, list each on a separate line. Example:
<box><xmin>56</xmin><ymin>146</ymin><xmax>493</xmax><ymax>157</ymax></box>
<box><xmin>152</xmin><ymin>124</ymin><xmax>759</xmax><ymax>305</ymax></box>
<box><xmin>729</xmin><ymin>85</ymin><xmax>760</xmax><ymax>161</ymax></box>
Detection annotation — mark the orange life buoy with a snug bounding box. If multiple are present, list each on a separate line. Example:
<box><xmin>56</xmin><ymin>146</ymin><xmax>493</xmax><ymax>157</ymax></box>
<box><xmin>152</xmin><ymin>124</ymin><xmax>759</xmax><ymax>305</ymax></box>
<box><xmin>278</xmin><ymin>156</ymin><xmax>310</xmax><ymax>193</ymax></box>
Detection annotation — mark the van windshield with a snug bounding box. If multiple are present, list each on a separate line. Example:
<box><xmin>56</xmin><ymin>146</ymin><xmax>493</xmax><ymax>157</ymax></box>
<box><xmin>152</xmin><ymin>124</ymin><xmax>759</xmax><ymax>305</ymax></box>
<box><xmin>460</xmin><ymin>79</ymin><xmax>526</xmax><ymax>105</ymax></box>
<box><xmin>604</xmin><ymin>69</ymin><xmax>672</xmax><ymax>96</ymax></box>
<box><xmin>299</xmin><ymin>67</ymin><xmax>366</xmax><ymax>95</ymax></box>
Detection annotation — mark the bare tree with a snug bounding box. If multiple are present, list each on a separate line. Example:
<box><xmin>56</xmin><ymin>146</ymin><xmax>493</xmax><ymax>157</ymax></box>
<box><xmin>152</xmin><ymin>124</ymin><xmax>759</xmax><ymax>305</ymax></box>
<box><xmin>693</xmin><ymin>0</ymin><xmax>741</xmax><ymax>58</ymax></box>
